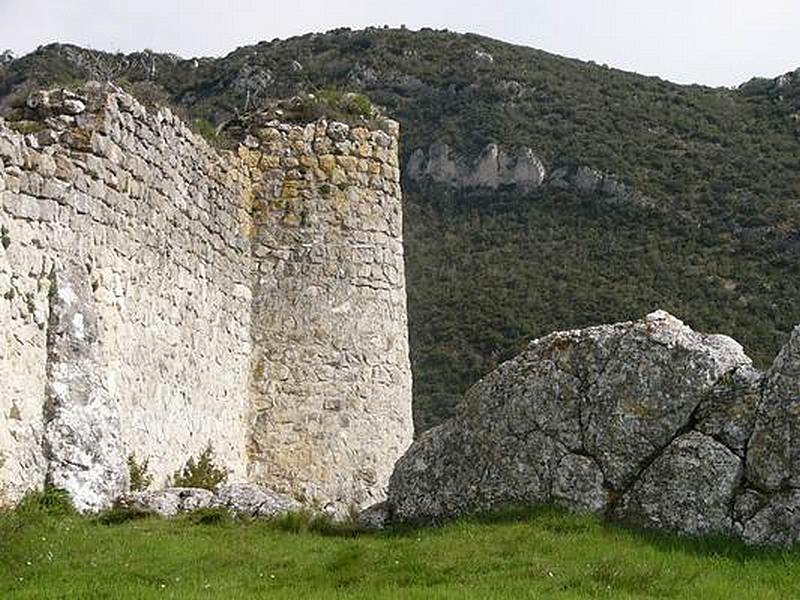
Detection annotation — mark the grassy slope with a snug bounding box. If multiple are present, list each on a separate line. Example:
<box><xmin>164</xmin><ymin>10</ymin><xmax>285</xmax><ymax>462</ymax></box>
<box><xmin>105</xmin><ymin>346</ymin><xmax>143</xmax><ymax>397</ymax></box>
<box><xmin>2</xmin><ymin>505</ymin><xmax>800</xmax><ymax>599</ymax></box>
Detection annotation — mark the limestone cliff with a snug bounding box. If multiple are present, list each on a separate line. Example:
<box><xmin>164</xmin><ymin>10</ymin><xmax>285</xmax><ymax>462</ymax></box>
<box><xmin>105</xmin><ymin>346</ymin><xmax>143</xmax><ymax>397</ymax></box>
<box><xmin>0</xmin><ymin>83</ymin><xmax>413</xmax><ymax>512</ymax></box>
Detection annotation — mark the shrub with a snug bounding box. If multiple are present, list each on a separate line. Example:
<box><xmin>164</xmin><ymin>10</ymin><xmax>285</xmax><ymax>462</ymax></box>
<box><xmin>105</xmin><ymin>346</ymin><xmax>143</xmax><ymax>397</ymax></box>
<box><xmin>171</xmin><ymin>444</ymin><xmax>229</xmax><ymax>491</ymax></box>
<box><xmin>186</xmin><ymin>506</ymin><xmax>232</xmax><ymax>526</ymax></box>
<box><xmin>96</xmin><ymin>501</ymin><xmax>153</xmax><ymax>525</ymax></box>
<box><xmin>127</xmin><ymin>454</ymin><xmax>153</xmax><ymax>492</ymax></box>
<box><xmin>15</xmin><ymin>486</ymin><xmax>75</xmax><ymax>517</ymax></box>
<box><xmin>190</xmin><ymin>117</ymin><xmax>217</xmax><ymax>142</ymax></box>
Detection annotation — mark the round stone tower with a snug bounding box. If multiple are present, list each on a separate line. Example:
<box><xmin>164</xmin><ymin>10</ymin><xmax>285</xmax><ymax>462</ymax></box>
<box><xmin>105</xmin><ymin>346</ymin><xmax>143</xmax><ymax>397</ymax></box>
<box><xmin>241</xmin><ymin>113</ymin><xmax>414</xmax><ymax>512</ymax></box>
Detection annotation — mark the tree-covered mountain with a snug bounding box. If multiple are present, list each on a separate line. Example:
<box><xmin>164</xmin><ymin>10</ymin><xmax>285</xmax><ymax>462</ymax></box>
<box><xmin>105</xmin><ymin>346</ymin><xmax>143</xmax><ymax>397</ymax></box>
<box><xmin>2</xmin><ymin>28</ymin><xmax>799</xmax><ymax>432</ymax></box>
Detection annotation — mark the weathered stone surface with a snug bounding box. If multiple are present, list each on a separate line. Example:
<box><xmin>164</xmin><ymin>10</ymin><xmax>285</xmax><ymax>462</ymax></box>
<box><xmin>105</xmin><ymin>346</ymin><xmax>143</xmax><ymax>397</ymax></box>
<box><xmin>210</xmin><ymin>483</ymin><xmax>300</xmax><ymax>518</ymax></box>
<box><xmin>387</xmin><ymin>311</ymin><xmax>753</xmax><ymax>534</ymax></box>
<box><xmin>245</xmin><ymin>113</ymin><xmax>413</xmax><ymax>514</ymax></box>
<box><xmin>119</xmin><ymin>484</ymin><xmax>300</xmax><ymax>519</ymax></box>
<box><xmin>1</xmin><ymin>83</ymin><xmax>254</xmax><ymax>501</ymax></box>
<box><xmin>406</xmin><ymin>142</ymin><xmax>545</xmax><ymax>190</ymax></box>
<box><xmin>384</xmin><ymin>312</ymin><xmax>800</xmax><ymax>545</ymax></box>
<box><xmin>696</xmin><ymin>365</ymin><xmax>762</xmax><ymax>455</ymax></box>
<box><xmin>742</xmin><ymin>491</ymin><xmax>800</xmax><ymax>546</ymax></box>
<box><xmin>121</xmin><ymin>487</ymin><xmax>213</xmax><ymax>517</ymax></box>
<box><xmin>747</xmin><ymin>326</ymin><xmax>800</xmax><ymax>491</ymax></box>
<box><xmin>357</xmin><ymin>501</ymin><xmax>390</xmax><ymax>530</ymax></box>
<box><xmin>43</xmin><ymin>260</ymin><xmax>127</xmax><ymax>512</ymax></box>
<box><xmin>551</xmin><ymin>454</ymin><xmax>606</xmax><ymax>513</ymax></box>
<box><xmin>614</xmin><ymin>432</ymin><xmax>742</xmax><ymax>536</ymax></box>
<box><xmin>1</xmin><ymin>82</ymin><xmax>412</xmax><ymax>514</ymax></box>
<box><xmin>581</xmin><ymin>311</ymin><xmax>749</xmax><ymax>490</ymax></box>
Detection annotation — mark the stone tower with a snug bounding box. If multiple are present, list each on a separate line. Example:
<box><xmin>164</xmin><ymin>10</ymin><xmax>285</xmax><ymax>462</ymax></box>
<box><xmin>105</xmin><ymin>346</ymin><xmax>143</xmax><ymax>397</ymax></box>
<box><xmin>242</xmin><ymin>116</ymin><xmax>414</xmax><ymax>512</ymax></box>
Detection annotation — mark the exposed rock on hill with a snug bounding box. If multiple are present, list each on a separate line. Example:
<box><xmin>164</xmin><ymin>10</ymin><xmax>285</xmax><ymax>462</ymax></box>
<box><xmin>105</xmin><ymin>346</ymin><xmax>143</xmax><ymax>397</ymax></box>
<box><xmin>406</xmin><ymin>143</ymin><xmax>546</xmax><ymax>190</ymax></box>
<box><xmin>382</xmin><ymin>311</ymin><xmax>800</xmax><ymax>545</ymax></box>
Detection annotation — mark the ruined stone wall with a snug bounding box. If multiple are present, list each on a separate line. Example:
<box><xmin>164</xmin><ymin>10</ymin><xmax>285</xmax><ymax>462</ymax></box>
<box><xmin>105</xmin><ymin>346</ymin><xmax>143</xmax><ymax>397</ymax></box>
<box><xmin>243</xmin><ymin>117</ymin><xmax>414</xmax><ymax>511</ymax></box>
<box><xmin>0</xmin><ymin>84</ymin><xmax>414</xmax><ymax>511</ymax></box>
<box><xmin>0</xmin><ymin>85</ymin><xmax>253</xmax><ymax>503</ymax></box>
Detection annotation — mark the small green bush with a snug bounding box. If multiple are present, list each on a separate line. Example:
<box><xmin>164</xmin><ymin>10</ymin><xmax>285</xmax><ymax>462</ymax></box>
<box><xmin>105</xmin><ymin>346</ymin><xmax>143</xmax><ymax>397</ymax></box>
<box><xmin>127</xmin><ymin>454</ymin><xmax>153</xmax><ymax>492</ymax></box>
<box><xmin>186</xmin><ymin>506</ymin><xmax>232</xmax><ymax>526</ymax></box>
<box><xmin>8</xmin><ymin>119</ymin><xmax>46</xmax><ymax>135</ymax></box>
<box><xmin>15</xmin><ymin>486</ymin><xmax>75</xmax><ymax>517</ymax></box>
<box><xmin>96</xmin><ymin>501</ymin><xmax>153</xmax><ymax>525</ymax></box>
<box><xmin>171</xmin><ymin>444</ymin><xmax>229</xmax><ymax>491</ymax></box>
<box><xmin>190</xmin><ymin>118</ymin><xmax>217</xmax><ymax>142</ymax></box>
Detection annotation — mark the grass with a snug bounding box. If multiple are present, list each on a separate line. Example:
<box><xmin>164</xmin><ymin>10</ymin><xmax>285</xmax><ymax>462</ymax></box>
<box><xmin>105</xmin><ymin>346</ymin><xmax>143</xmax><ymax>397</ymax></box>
<box><xmin>1</xmin><ymin>503</ymin><xmax>799</xmax><ymax>599</ymax></box>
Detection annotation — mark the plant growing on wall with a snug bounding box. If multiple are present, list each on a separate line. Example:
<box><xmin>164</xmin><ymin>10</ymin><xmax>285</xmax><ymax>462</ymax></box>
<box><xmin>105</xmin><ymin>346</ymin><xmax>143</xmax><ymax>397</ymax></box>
<box><xmin>126</xmin><ymin>454</ymin><xmax>153</xmax><ymax>492</ymax></box>
<box><xmin>171</xmin><ymin>444</ymin><xmax>229</xmax><ymax>491</ymax></box>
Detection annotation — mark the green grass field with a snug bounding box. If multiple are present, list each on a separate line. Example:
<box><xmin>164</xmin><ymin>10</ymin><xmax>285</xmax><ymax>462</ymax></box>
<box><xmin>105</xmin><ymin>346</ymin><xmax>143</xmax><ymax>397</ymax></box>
<box><xmin>2</xmin><ymin>499</ymin><xmax>799</xmax><ymax>599</ymax></box>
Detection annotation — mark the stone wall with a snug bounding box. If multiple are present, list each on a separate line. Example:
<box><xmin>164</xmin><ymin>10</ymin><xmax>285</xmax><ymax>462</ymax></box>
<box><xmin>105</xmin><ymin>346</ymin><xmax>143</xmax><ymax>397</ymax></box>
<box><xmin>0</xmin><ymin>85</ymin><xmax>253</xmax><ymax>504</ymax></box>
<box><xmin>0</xmin><ymin>83</ymin><xmax>414</xmax><ymax>512</ymax></box>
<box><xmin>242</xmin><ymin>117</ymin><xmax>414</xmax><ymax>512</ymax></box>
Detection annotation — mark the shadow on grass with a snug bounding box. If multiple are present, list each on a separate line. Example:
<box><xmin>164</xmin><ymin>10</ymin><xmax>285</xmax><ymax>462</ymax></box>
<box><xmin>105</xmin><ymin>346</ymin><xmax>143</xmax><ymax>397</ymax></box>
<box><xmin>383</xmin><ymin>502</ymin><xmax>798</xmax><ymax>562</ymax></box>
<box><xmin>604</xmin><ymin>518</ymin><xmax>793</xmax><ymax>562</ymax></box>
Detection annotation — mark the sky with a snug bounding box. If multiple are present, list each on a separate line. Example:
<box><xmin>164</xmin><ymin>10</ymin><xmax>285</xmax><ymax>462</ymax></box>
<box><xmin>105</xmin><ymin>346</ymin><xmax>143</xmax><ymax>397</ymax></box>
<box><xmin>0</xmin><ymin>0</ymin><xmax>798</xmax><ymax>87</ymax></box>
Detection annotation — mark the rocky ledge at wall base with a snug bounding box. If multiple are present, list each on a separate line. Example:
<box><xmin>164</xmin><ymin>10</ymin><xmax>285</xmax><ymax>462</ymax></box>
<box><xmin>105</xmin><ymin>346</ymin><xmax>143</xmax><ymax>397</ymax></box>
<box><xmin>377</xmin><ymin>311</ymin><xmax>800</xmax><ymax>546</ymax></box>
<box><xmin>118</xmin><ymin>483</ymin><xmax>301</xmax><ymax>519</ymax></box>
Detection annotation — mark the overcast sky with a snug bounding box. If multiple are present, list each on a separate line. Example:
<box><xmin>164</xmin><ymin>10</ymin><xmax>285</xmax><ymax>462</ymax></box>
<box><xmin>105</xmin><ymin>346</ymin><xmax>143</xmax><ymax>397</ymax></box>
<box><xmin>1</xmin><ymin>0</ymin><xmax>798</xmax><ymax>87</ymax></box>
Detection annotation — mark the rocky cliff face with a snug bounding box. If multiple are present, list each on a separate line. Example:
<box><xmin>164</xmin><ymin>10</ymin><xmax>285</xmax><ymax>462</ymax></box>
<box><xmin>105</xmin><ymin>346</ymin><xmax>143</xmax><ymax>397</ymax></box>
<box><xmin>406</xmin><ymin>143</ymin><xmax>546</xmax><ymax>190</ymax></box>
<box><xmin>384</xmin><ymin>311</ymin><xmax>800</xmax><ymax>545</ymax></box>
<box><xmin>0</xmin><ymin>83</ymin><xmax>413</xmax><ymax>512</ymax></box>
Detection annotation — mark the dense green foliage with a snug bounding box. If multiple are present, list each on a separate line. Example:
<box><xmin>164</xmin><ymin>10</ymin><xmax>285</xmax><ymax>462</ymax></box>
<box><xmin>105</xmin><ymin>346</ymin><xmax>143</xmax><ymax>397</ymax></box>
<box><xmin>2</xmin><ymin>28</ymin><xmax>799</xmax><ymax>430</ymax></box>
<box><xmin>2</xmin><ymin>500</ymin><xmax>800</xmax><ymax>598</ymax></box>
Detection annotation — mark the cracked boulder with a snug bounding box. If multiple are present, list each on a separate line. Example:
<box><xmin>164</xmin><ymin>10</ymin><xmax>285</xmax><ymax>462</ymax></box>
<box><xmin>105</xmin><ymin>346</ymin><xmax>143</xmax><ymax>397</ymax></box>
<box><xmin>741</xmin><ymin>490</ymin><xmax>800</xmax><ymax>546</ymax></box>
<box><xmin>386</xmin><ymin>311</ymin><xmax>753</xmax><ymax>528</ymax></box>
<box><xmin>43</xmin><ymin>260</ymin><xmax>127</xmax><ymax>512</ymax></box>
<box><xmin>613</xmin><ymin>432</ymin><xmax>742</xmax><ymax>536</ymax></box>
<box><xmin>746</xmin><ymin>325</ymin><xmax>800</xmax><ymax>491</ymax></box>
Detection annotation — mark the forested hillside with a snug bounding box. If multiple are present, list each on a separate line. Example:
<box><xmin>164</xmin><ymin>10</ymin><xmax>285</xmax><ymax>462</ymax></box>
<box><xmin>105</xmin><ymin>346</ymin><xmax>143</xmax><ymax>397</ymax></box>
<box><xmin>2</xmin><ymin>28</ymin><xmax>798</xmax><ymax>431</ymax></box>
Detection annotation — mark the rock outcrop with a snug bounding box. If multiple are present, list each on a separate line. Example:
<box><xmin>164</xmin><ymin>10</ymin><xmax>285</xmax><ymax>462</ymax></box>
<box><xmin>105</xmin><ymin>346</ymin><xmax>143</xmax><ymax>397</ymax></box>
<box><xmin>381</xmin><ymin>311</ymin><xmax>800</xmax><ymax>545</ymax></box>
<box><xmin>405</xmin><ymin>144</ymin><xmax>656</xmax><ymax>212</ymax></box>
<box><xmin>210</xmin><ymin>483</ymin><xmax>301</xmax><ymax>518</ymax></box>
<box><xmin>43</xmin><ymin>260</ymin><xmax>127</xmax><ymax>512</ymax></box>
<box><xmin>406</xmin><ymin>142</ymin><xmax>546</xmax><ymax>190</ymax></box>
<box><xmin>120</xmin><ymin>483</ymin><xmax>300</xmax><ymax>519</ymax></box>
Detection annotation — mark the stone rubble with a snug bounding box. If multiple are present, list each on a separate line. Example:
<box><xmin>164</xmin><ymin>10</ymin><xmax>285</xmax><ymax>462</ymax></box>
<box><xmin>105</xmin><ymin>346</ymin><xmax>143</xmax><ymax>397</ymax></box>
<box><xmin>120</xmin><ymin>483</ymin><xmax>300</xmax><ymax>519</ymax></box>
